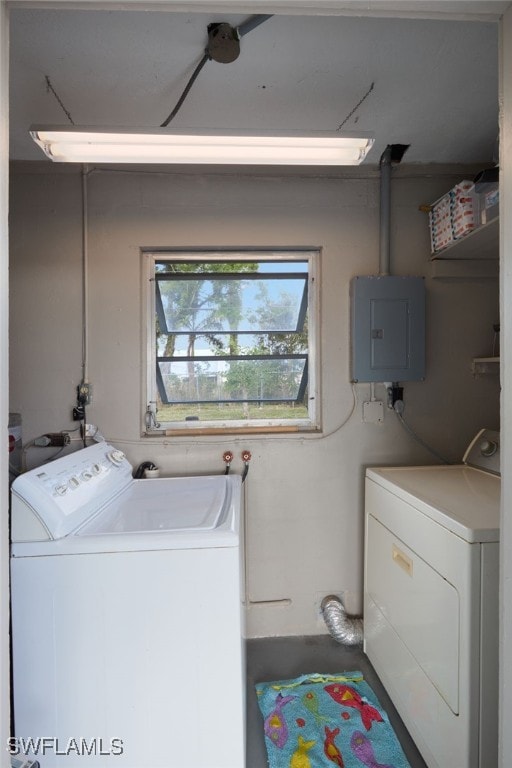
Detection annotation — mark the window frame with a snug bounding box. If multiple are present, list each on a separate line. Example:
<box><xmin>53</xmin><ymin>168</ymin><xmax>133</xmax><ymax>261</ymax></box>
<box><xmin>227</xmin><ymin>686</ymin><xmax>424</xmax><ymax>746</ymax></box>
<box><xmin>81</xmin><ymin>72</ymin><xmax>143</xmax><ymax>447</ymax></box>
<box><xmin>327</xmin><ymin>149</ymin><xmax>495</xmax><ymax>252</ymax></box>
<box><xmin>143</xmin><ymin>248</ymin><xmax>320</xmax><ymax>435</ymax></box>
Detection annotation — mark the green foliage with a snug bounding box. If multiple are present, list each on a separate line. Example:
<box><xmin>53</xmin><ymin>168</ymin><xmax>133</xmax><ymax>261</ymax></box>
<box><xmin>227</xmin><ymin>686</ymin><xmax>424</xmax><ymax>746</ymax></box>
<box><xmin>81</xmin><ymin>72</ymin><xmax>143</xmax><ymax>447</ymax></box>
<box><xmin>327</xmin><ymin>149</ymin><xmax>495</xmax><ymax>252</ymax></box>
<box><xmin>155</xmin><ymin>259</ymin><xmax>309</xmax><ymax>418</ymax></box>
<box><xmin>157</xmin><ymin>402</ymin><xmax>309</xmax><ymax>422</ymax></box>
<box><xmin>157</xmin><ymin>260</ymin><xmax>259</xmax><ymax>356</ymax></box>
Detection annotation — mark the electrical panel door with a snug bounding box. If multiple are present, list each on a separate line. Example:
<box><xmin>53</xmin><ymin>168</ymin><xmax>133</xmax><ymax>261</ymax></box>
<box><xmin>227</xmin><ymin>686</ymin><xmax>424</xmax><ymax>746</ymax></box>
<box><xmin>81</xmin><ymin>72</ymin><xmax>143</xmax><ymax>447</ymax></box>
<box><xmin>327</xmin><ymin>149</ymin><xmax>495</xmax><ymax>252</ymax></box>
<box><xmin>351</xmin><ymin>275</ymin><xmax>425</xmax><ymax>382</ymax></box>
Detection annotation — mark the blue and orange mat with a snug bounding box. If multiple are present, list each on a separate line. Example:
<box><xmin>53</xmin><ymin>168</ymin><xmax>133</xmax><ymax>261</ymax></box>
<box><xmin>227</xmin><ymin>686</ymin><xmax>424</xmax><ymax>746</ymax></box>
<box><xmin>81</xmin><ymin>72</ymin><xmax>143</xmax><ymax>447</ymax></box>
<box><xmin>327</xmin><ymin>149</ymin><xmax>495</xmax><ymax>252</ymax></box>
<box><xmin>256</xmin><ymin>671</ymin><xmax>411</xmax><ymax>768</ymax></box>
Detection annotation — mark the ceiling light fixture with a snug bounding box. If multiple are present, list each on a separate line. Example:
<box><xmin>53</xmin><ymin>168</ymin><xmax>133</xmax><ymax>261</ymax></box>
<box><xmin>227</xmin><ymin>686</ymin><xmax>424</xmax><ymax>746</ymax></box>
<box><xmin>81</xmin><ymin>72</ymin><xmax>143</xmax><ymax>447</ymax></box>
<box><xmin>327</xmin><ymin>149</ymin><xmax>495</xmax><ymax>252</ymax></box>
<box><xmin>29</xmin><ymin>127</ymin><xmax>374</xmax><ymax>166</ymax></box>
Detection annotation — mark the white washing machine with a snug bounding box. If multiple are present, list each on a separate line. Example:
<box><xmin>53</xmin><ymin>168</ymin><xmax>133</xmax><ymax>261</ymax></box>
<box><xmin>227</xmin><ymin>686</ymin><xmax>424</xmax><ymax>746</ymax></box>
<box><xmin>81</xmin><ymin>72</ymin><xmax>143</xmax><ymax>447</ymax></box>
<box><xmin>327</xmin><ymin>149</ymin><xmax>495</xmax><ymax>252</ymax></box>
<box><xmin>364</xmin><ymin>429</ymin><xmax>500</xmax><ymax>768</ymax></box>
<box><xmin>10</xmin><ymin>443</ymin><xmax>245</xmax><ymax>768</ymax></box>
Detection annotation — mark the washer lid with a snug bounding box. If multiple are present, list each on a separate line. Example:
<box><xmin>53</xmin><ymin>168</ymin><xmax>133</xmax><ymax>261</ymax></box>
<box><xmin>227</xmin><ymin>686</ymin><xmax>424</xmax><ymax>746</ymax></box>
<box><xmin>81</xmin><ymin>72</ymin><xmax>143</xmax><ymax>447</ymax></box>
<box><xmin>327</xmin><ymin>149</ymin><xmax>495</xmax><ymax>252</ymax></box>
<box><xmin>77</xmin><ymin>475</ymin><xmax>233</xmax><ymax>535</ymax></box>
<box><xmin>366</xmin><ymin>465</ymin><xmax>500</xmax><ymax>543</ymax></box>
<box><xmin>11</xmin><ymin>474</ymin><xmax>242</xmax><ymax>556</ymax></box>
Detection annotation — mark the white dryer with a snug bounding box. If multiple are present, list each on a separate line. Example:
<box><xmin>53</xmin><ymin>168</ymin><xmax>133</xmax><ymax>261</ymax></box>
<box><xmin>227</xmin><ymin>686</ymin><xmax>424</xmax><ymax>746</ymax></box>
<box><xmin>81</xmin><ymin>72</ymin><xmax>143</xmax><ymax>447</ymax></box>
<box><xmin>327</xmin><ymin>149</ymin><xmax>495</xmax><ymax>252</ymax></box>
<box><xmin>10</xmin><ymin>443</ymin><xmax>245</xmax><ymax>768</ymax></box>
<box><xmin>364</xmin><ymin>429</ymin><xmax>500</xmax><ymax>768</ymax></box>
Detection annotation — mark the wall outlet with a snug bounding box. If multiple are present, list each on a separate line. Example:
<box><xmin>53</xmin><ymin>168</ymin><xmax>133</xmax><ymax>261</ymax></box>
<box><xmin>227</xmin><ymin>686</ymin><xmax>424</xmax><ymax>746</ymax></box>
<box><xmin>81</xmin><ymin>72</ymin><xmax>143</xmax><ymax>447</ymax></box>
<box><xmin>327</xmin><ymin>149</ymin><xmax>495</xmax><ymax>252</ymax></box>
<box><xmin>77</xmin><ymin>381</ymin><xmax>93</xmax><ymax>405</ymax></box>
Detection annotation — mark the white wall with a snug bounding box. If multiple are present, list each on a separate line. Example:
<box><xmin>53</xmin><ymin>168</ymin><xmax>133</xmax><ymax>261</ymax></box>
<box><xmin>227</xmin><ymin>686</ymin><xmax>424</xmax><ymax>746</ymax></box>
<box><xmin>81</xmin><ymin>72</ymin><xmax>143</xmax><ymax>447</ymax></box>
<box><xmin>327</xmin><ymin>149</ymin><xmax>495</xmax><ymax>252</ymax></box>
<box><xmin>0</xmin><ymin>0</ymin><xmax>9</xmax><ymax>750</ymax></box>
<box><xmin>9</xmin><ymin>162</ymin><xmax>500</xmax><ymax>637</ymax></box>
<box><xmin>500</xmin><ymin>6</ymin><xmax>512</xmax><ymax>764</ymax></box>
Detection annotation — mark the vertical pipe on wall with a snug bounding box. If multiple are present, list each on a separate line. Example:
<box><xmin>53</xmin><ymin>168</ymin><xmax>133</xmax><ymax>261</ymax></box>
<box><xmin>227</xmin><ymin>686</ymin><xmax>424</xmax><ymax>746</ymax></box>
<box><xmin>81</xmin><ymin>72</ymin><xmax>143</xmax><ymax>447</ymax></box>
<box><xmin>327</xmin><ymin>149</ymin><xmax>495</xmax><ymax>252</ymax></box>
<box><xmin>379</xmin><ymin>146</ymin><xmax>392</xmax><ymax>276</ymax></box>
<box><xmin>82</xmin><ymin>165</ymin><xmax>89</xmax><ymax>382</ymax></box>
<box><xmin>379</xmin><ymin>144</ymin><xmax>409</xmax><ymax>277</ymax></box>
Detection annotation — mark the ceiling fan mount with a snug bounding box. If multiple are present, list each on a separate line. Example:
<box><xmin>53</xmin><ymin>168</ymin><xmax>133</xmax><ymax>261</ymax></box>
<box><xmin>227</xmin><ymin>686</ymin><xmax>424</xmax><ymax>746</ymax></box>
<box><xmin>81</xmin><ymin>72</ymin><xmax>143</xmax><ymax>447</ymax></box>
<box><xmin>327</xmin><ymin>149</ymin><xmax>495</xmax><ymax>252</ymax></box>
<box><xmin>160</xmin><ymin>15</ymin><xmax>273</xmax><ymax>125</ymax></box>
<box><xmin>207</xmin><ymin>23</ymin><xmax>241</xmax><ymax>64</ymax></box>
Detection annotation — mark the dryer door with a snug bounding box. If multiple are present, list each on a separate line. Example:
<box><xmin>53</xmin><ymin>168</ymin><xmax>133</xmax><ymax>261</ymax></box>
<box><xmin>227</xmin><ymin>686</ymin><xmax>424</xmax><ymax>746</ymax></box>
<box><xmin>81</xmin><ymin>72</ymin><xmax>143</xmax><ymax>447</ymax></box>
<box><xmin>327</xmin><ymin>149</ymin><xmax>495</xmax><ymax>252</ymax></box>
<box><xmin>367</xmin><ymin>514</ymin><xmax>460</xmax><ymax>714</ymax></box>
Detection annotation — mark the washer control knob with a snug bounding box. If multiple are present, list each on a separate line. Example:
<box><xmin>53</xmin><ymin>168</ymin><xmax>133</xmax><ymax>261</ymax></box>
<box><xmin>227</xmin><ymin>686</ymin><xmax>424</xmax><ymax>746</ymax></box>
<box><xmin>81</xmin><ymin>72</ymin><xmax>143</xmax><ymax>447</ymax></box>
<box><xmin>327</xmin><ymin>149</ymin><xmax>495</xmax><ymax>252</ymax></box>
<box><xmin>91</xmin><ymin>463</ymin><xmax>102</xmax><ymax>475</ymax></box>
<box><xmin>480</xmin><ymin>439</ymin><xmax>498</xmax><ymax>457</ymax></box>
<box><xmin>108</xmin><ymin>450</ymin><xmax>126</xmax><ymax>466</ymax></box>
<box><xmin>69</xmin><ymin>476</ymin><xmax>81</xmax><ymax>489</ymax></box>
<box><xmin>54</xmin><ymin>483</ymin><xmax>68</xmax><ymax>496</ymax></box>
<box><xmin>81</xmin><ymin>471</ymin><xmax>93</xmax><ymax>482</ymax></box>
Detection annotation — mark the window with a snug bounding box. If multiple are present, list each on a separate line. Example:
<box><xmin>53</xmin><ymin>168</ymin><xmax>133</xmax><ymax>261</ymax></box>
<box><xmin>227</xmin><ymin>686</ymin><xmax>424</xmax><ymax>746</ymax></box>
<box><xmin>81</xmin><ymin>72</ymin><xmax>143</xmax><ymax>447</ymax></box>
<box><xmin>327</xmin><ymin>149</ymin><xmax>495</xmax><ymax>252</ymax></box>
<box><xmin>144</xmin><ymin>250</ymin><xmax>319</xmax><ymax>433</ymax></box>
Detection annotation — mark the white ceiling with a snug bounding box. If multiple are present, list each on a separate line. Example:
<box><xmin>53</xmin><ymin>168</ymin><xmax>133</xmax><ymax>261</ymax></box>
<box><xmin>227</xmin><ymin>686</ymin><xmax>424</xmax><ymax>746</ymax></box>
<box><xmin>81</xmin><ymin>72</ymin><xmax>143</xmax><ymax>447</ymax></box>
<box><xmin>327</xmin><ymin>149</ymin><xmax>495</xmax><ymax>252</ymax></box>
<box><xmin>9</xmin><ymin>7</ymin><xmax>500</xmax><ymax>165</ymax></box>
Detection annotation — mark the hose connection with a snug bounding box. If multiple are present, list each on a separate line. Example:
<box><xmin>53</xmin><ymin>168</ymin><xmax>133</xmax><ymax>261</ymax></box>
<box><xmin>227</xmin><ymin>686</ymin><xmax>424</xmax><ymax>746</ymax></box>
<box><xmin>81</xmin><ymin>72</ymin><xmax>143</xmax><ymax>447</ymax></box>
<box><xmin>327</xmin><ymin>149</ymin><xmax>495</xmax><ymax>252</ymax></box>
<box><xmin>223</xmin><ymin>450</ymin><xmax>234</xmax><ymax>475</ymax></box>
<box><xmin>241</xmin><ymin>449</ymin><xmax>251</xmax><ymax>482</ymax></box>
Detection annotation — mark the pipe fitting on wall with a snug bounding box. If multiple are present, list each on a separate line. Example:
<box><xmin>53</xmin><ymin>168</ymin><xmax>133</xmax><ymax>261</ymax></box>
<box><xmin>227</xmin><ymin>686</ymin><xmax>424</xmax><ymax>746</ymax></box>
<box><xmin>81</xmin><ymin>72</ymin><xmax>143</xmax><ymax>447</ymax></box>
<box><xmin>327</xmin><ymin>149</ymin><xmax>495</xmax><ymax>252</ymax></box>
<box><xmin>321</xmin><ymin>594</ymin><xmax>364</xmax><ymax>646</ymax></box>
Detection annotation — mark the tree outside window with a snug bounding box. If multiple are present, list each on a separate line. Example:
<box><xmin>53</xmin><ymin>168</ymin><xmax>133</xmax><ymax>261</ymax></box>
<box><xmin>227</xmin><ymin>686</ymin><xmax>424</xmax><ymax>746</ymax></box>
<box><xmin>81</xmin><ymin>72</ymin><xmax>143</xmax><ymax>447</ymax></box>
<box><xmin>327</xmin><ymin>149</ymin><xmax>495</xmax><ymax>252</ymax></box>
<box><xmin>146</xmin><ymin>250</ymin><xmax>318</xmax><ymax>431</ymax></box>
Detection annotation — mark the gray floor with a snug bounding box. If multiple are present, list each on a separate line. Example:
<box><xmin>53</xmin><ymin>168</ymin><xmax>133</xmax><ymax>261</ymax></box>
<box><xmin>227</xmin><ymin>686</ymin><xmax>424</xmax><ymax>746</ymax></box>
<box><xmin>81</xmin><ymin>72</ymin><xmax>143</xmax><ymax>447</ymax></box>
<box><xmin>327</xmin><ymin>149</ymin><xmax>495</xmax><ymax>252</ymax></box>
<box><xmin>246</xmin><ymin>635</ymin><xmax>427</xmax><ymax>768</ymax></box>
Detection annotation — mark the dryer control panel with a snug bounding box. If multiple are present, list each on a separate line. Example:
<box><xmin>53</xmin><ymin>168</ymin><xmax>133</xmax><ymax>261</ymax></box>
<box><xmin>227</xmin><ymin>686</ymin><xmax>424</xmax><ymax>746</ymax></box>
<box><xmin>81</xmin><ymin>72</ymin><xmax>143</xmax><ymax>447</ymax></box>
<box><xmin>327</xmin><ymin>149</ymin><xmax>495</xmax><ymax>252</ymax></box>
<box><xmin>463</xmin><ymin>428</ymin><xmax>500</xmax><ymax>476</ymax></box>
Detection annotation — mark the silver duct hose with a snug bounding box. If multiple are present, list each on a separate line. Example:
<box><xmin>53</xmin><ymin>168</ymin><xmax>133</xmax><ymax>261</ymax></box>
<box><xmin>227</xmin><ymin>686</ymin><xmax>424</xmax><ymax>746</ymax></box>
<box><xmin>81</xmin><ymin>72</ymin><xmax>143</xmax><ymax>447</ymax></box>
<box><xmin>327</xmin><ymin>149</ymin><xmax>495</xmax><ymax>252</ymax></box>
<box><xmin>321</xmin><ymin>595</ymin><xmax>364</xmax><ymax>646</ymax></box>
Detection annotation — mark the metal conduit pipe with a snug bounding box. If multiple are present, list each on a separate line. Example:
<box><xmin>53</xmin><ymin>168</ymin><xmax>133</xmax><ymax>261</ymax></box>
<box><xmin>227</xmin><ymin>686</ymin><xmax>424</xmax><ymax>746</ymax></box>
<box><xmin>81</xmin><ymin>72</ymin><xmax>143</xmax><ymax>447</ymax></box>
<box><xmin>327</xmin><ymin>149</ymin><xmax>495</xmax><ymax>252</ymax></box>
<box><xmin>379</xmin><ymin>143</ymin><xmax>410</xmax><ymax>276</ymax></box>
<box><xmin>321</xmin><ymin>594</ymin><xmax>364</xmax><ymax>646</ymax></box>
<box><xmin>379</xmin><ymin>146</ymin><xmax>392</xmax><ymax>276</ymax></box>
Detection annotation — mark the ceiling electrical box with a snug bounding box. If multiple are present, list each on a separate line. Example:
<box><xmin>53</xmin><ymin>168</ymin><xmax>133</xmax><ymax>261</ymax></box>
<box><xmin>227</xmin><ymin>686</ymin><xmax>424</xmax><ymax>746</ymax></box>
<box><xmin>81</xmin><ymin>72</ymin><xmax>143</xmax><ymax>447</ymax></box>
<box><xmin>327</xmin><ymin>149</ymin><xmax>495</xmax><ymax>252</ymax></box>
<box><xmin>351</xmin><ymin>275</ymin><xmax>426</xmax><ymax>382</ymax></box>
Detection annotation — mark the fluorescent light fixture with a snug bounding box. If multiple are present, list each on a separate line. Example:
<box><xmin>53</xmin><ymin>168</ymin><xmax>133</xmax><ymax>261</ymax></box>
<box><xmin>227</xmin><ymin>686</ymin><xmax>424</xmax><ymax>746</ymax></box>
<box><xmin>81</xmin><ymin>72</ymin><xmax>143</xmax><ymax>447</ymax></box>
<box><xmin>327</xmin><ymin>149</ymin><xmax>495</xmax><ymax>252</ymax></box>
<box><xmin>29</xmin><ymin>126</ymin><xmax>374</xmax><ymax>166</ymax></box>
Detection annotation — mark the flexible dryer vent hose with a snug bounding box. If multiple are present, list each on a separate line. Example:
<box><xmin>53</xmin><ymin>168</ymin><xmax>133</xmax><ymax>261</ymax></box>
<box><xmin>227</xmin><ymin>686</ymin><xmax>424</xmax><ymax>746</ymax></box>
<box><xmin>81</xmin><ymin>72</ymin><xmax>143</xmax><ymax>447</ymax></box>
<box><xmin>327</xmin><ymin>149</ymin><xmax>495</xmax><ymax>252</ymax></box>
<box><xmin>321</xmin><ymin>595</ymin><xmax>364</xmax><ymax>646</ymax></box>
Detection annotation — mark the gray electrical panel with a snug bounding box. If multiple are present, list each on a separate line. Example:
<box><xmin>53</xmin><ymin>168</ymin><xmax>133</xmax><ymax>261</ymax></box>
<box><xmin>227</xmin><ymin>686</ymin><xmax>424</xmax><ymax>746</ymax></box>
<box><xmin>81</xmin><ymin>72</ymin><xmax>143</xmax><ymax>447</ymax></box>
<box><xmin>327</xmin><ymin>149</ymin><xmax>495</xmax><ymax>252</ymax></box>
<box><xmin>351</xmin><ymin>275</ymin><xmax>425</xmax><ymax>382</ymax></box>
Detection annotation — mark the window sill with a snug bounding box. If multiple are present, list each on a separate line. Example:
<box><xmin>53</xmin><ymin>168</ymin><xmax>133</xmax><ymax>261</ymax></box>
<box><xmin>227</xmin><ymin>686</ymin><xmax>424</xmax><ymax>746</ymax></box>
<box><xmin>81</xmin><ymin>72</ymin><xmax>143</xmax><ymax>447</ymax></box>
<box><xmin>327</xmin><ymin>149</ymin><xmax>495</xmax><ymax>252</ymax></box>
<box><xmin>144</xmin><ymin>422</ymin><xmax>319</xmax><ymax>437</ymax></box>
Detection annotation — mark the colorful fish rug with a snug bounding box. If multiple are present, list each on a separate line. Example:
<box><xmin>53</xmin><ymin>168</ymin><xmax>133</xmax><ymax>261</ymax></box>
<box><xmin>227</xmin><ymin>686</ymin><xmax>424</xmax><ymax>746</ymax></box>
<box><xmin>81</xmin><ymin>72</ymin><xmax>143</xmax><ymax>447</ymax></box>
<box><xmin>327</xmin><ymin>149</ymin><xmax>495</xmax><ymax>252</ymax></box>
<box><xmin>256</xmin><ymin>671</ymin><xmax>411</xmax><ymax>768</ymax></box>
